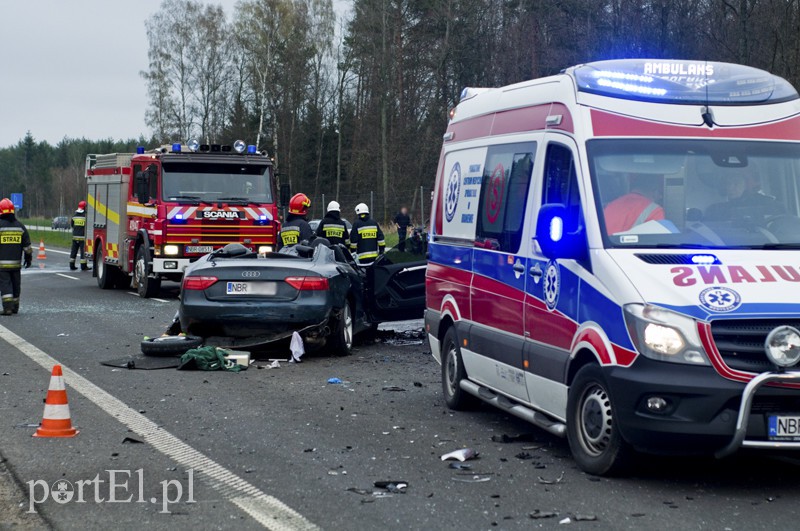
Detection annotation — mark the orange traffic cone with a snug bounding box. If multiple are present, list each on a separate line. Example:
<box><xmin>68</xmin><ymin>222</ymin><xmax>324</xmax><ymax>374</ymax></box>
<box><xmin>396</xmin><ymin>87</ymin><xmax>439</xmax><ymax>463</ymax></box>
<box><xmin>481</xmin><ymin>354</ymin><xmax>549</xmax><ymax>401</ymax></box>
<box><xmin>33</xmin><ymin>365</ymin><xmax>78</xmax><ymax>438</ymax></box>
<box><xmin>36</xmin><ymin>240</ymin><xmax>46</xmax><ymax>260</ymax></box>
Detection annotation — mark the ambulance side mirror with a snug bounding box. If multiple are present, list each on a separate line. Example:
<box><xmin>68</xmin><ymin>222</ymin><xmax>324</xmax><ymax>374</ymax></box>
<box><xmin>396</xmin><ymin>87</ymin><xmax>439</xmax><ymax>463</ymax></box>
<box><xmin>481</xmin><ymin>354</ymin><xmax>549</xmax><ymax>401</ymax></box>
<box><xmin>535</xmin><ymin>204</ymin><xmax>587</xmax><ymax>261</ymax></box>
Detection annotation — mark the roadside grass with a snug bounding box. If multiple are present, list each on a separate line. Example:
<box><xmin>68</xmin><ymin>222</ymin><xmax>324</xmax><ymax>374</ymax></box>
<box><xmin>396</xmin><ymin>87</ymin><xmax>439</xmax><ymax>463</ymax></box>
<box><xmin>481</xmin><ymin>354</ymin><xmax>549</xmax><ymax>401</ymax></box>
<box><xmin>27</xmin><ymin>229</ymin><xmax>72</xmax><ymax>249</ymax></box>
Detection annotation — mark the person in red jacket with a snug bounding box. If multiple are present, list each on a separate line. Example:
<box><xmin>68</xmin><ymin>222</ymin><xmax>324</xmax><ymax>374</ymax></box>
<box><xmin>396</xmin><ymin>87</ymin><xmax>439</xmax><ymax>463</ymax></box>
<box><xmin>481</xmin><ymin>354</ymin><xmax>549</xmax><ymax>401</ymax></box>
<box><xmin>603</xmin><ymin>174</ymin><xmax>664</xmax><ymax>235</ymax></box>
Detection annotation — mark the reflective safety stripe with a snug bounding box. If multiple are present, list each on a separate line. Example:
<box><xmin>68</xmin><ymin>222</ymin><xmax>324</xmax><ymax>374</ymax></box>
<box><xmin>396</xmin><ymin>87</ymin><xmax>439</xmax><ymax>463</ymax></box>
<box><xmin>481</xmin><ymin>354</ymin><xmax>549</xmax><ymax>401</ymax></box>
<box><xmin>0</xmin><ymin>227</ymin><xmax>23</xmax><ymax>232</ymax></box>
<box><xmin>1</xmin><ymin>295</ymin><xmax>13</xmax><ymax>301</ymax></box>
<box><xmin>378</xmin><ymin>240</ymin><xmax>386</xmax><ymax>247</ymax></box>
<box><xmin>356</xmin><ymin>251</ymin><xmax>378</xmax><ymax>260</ymax></box>
<box><xmin>0</xmin><ymin>261</ymin><xmax>22</xmax><ymax>269</ymax></box>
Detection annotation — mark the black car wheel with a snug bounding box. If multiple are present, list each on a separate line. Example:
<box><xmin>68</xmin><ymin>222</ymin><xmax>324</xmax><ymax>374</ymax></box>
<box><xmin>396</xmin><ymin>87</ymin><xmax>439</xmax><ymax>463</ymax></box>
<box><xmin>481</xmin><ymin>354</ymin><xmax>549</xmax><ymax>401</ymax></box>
<box><xmin>141</xmin><ymin>335</ymin><xmax>203</xmax><ymax>356</ymax></box>
<box><xmin>329</xmin><ymin>302</ymin><xmax>354</xmax><ymax>356</ymax></box>
<box><xmin>135</xmin><ymin>246</ymin><xmax>161</xmax><ymax>298</ymax></box>
<box><xmin>567</xmin><ymin>364</ymin><xmax>634</xmax><ymax>476</ymax></box>
<box><xmin>441</xmin><ymin>327</ymin><xmax>479</xmax><ymax>410</ymax></box>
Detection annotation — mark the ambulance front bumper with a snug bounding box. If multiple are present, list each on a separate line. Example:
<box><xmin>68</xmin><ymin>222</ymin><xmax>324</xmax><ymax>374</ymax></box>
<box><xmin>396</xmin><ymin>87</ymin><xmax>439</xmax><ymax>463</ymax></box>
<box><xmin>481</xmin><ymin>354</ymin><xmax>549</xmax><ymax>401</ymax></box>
<box><xmin>605</xmin><ymin>359</ymin><xmax>800</xmax><ymax>456</ymax></box>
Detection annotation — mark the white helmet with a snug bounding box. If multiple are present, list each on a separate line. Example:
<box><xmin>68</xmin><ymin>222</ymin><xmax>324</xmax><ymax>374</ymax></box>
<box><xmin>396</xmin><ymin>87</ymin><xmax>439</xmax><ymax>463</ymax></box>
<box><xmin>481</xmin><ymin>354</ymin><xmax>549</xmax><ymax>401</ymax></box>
<box><xmin>327</xmin><ymin>201</ymin><xmax>340</xmax><ymax>212</ymax></box>
<box><xmin>355</xmin><ymin>203</ymin><xmax>369</xmax><ymax>216</ymax></box>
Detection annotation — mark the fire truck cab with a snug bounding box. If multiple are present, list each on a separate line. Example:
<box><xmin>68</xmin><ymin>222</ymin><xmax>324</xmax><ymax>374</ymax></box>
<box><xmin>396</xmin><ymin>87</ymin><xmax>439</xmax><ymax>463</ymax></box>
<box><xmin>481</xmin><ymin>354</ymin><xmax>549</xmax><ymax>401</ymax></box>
<box><xmin>86</xmin><ymin>141</ymin><xmax>279</xmax><ymax>297</ymax></box>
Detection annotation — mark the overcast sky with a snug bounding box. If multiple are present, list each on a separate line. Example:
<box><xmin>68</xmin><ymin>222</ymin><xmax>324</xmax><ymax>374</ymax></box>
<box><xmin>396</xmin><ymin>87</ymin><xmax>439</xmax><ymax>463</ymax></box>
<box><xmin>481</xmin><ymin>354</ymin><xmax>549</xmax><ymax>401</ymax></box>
<box><xmin>0</xmin><ymin>0</ymin><xmax>349</xmax><ymax>148</ymax></box>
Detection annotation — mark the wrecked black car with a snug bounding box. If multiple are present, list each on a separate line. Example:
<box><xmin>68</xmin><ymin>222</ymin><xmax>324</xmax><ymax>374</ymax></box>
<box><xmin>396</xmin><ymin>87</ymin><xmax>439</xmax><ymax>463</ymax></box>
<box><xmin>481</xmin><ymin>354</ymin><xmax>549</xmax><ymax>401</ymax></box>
<box><xmin>177</xmin><ymin>241</ymin><xmax>426</xmax><ymax>355</ymax></box>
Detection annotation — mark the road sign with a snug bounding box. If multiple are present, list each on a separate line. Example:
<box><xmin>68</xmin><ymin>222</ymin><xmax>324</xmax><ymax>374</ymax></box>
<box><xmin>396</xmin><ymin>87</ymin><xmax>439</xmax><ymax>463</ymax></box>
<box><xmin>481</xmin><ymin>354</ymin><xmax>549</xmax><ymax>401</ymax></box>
<box><xmin>10</xmin><ymin>193</ymin><xmax>22</xmax><ymax>211</ymax></box>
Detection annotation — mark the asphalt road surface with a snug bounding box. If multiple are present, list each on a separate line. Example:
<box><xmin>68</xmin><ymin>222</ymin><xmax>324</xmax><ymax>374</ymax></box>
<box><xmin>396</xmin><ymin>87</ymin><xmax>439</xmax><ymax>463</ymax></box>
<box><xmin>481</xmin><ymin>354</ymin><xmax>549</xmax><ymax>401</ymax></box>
<box><xmin>2</xmin><ymin>248</ymin><xmax>800</xmax><ymax>530</ymax></box>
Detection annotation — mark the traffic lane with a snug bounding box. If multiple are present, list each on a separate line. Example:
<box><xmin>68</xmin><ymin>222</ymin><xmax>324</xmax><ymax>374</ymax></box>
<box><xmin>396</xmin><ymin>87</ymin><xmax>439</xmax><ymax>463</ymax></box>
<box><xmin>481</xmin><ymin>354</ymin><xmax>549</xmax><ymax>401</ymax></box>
<box><xmin>0</xmin><ymin>337</ymin><xmax>262</xmax><ymax>530</ymax></box>
<box><xmin>6</xmin><ymin>271</ymin><xmax>800</xmax><ymax>528</ymax></box>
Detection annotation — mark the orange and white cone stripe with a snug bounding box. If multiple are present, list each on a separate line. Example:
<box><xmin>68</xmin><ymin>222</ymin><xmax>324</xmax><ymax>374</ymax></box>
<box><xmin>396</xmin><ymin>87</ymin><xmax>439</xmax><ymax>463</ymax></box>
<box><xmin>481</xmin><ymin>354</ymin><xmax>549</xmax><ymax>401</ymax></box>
<box><xmin>36</xmin><ymin>241</ymin><xmax>46</xmax><ymax>260</ymax></box>
<box><xmin>33</xmin><ymin>365</ymin><xmax>78</xmax><ymax>438</ymax></box>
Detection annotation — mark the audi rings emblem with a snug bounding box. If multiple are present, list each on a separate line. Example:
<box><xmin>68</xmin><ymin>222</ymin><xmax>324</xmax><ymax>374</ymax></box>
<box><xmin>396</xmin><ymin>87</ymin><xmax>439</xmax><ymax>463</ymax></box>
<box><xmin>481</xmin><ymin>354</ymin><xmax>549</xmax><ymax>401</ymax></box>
<box><xmin>241</xmin><ymin>271</ymin><xmax>261</xmax><ymax>278</ymax></box>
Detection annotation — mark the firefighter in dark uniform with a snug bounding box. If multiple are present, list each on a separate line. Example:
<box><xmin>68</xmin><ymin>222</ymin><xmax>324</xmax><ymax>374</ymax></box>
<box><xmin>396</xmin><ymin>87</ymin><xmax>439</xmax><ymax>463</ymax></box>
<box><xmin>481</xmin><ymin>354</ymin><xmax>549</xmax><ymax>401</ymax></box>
<box><xmin>350</xmin><ymin>203</ymin><xmax>385</xmax><ymax>264</ymax></box>
<box><xmin>315</xmin><ymin>201</ymin><xmax>350</xmax><ymax>247</ymax></box>
<box><xmin>279</xmin><ymin>193</ymin><xmax>314</xmax><ymax>249</ymax></box>
<box><xmin>0</xmin><ymin>198</ymin><xmax>32</xmax><ymax>315</ymax></box>
<box><xmin>69</xmin><ymin>200</ymin><xmax>88</xmax><ymax>271</ymax></box>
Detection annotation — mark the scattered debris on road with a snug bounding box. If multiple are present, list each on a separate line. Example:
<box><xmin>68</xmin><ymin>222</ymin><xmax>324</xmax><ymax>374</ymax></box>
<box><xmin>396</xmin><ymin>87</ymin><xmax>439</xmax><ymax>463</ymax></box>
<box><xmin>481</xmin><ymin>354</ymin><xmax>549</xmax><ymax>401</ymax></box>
<box><xmin>441</xmin><ymin>448</ymin><xmax>479</xmax><ymax>462</ymax></box>
<box><xmin>529</xmin><ymin>510</ymin><xmax>558</xmax><ymax>519</ymax></box>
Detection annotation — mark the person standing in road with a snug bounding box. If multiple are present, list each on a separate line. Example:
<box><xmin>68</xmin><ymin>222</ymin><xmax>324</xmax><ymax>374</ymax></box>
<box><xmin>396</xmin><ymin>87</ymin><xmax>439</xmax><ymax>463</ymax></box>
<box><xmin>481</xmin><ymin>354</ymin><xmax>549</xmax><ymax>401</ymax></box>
<box><xmin>393</xmin><ymin>206</ymin><xmax>411</xmax><ymax>252</ymax></box>
<box><xmin>316</xmin><ymin>201</ymin><xmax>350</xmax><ymax>247</ymax></box>
<box><xmin>350</xmin><ymin>203</ymin><xmax>385</xmax><ymax>264</ymax></box>
<box><xmin>69</xmin><ymin>200</ymin><xmax>88</xmax><ymax>271</ymax></box>
<box><xmin>0</xmin><ymin>198</ymin><xmax>32</xmax><ymax>315</ymax></box>
<box><xmin>279</xmin><ymin>193</ymin><xmax>315</xmax><ymax>249</ymax></box>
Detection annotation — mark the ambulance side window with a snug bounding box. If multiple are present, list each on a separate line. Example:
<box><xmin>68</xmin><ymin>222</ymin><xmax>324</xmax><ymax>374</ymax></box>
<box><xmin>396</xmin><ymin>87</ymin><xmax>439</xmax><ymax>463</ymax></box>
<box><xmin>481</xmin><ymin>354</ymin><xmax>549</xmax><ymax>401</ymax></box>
<box><xmin>476</xmin><ymin>142</ymin><xmax>536</xmax><ymax>253</ymax></box>
<box><xmin>543</xmin><ymin>143</ymin><xmax>582</xmax><ymax>233</ymax></box>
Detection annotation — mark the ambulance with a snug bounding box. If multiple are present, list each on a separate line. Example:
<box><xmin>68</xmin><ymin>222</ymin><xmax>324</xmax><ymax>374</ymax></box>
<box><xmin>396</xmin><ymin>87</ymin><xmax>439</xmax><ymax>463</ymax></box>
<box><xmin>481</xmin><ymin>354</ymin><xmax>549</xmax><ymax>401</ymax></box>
<box><xmin>425</xmin><ymin>59</ymin><xmax>800</xmax><ymax>475</ymax></box>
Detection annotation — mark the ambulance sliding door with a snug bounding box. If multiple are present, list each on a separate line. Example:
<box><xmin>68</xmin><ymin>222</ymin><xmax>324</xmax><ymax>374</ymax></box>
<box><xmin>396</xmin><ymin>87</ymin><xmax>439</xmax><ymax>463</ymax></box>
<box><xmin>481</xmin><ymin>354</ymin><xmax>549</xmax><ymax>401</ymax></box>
<box><xmin>466</xmin><ymin>141</ymin><xmax>538</xmax><ymax>402</ymax></box>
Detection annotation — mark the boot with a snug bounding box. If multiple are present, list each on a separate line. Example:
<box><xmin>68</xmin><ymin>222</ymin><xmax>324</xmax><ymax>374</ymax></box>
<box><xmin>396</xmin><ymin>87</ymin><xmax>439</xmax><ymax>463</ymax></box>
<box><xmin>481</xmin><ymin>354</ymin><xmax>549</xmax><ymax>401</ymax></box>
<box><xmin>81</xmin><ymin>264</ymin><xmax>89</xmax><ymax>271</ymax></box>
<box><xmin>69</xmin><ymin>262</ymin><xmax>77</xmax><ymax>271</ymax></box>
<box><xmin>11</xmin><ymin>300</ymin><xmax>19</xmax><ymax>314</ymax></box>
<box><xmin>1</xmin><ymin>301</ymin><xmax>12</xmax><ymax>316</ymax></box>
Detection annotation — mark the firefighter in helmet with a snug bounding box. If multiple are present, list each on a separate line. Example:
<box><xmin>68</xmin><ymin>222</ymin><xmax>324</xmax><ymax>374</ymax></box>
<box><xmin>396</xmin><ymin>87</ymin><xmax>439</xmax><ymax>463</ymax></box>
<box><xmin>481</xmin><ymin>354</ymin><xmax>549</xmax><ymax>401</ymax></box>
<box><xmin>0</xmin><ymin>198</ymin><xmax>32</xmax><ymax>315</ymax></box>
<box><xmin>315</xmin><ymin>201</ymin><xmax>350</xmax><ymax>247</ymax></box>
<box><xmin>279</xmin><ymin>193</ymin><xmax>315</xmax><ymax>248</ymax></box>
<box><xmin>350</xmin><ymin>203</ymin><xmax>385</xmax><ymax>264</ymax></box>
<box><xmin>69</xmin><ymin>200</ymin><xmax>88</xmax><ymax>270</ymax></box>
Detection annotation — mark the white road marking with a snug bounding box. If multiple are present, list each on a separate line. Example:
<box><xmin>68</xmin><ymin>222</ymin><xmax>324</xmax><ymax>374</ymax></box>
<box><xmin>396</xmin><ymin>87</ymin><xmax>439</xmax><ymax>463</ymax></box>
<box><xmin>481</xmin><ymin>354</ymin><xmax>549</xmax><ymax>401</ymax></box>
<box><xmin>152</xmin><ymin>298</ymin><xmax>169</xmax><ymax>303</ymax></box>
<box><xmin>56</xmin><ymin>274</ymin><xmax>80</xmax><ymax>281</ymax></box>
<box><xmin>0</xmin><ymin>325</ymin><xmax>317</xmax><ymax>531</ymax></box>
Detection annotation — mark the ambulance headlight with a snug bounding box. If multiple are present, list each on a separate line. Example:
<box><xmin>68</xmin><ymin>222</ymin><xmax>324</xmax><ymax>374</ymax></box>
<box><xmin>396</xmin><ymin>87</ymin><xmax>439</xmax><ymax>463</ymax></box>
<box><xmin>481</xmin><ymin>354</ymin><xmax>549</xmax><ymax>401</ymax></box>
<box><xmin>164</xmin><ymin>245</ymin><xmax>180</xmax><ymax>256</ymax></box>
<box><xmin>624</xmin><ymin>304</ymin><xmax>709</xmax><ymax>365</ymax></box>
<box><xmin>765</xmin><ymin>326</ymin><xmax>800</xmax><ymax>368</ymax></box>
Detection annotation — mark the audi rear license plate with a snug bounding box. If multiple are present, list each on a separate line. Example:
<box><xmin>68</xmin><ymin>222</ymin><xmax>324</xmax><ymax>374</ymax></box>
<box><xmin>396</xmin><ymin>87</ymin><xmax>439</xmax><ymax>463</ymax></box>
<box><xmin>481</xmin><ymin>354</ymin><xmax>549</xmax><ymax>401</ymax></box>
<box><xmin>768</xmin><ymin>415</ymin><xmax>800</xmax><ymax>441</ymax></box>
<box><xmin>226</xmin><ymin>281</ymin><xmax>277</xmax><ymax>296</ymax></box>
<box><xmin>185</xmin><ymin>245</ymin><xmax>213</xmax><ymax>254</ymax></box>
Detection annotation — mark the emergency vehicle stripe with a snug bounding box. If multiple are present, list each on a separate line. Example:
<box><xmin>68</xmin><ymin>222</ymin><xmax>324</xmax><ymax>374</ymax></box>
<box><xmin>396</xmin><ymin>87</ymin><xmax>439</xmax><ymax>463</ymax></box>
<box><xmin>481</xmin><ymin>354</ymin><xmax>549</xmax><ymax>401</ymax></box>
<box><xmin>590</xmin><ymin>109</ymin><xmax>800</xmax><ymax>140</ymax></box>
<box><xmin>168</xmin><ymin>206</ymin><xmax>183</xmax><ymax>218</ymax></box>
<box><xmin>446</xmin><ymin>102</ymin><xmax>574</xmax><ymax>144</ymax></box>
<box><xmin>87</xmin><ymin>193</ymin><xmax>119</xmax><ymax>225</ymax></box>
<box><xmin>127</xmin><ymin>203</ymin><xmax>158</xmax><ymax>218</ymax></box>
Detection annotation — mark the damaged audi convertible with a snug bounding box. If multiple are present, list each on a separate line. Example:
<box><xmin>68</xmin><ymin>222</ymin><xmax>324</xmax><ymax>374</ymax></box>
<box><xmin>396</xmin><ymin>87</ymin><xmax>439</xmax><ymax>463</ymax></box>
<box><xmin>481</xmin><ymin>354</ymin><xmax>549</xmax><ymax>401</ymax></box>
<box><xmin>177</xmin><ymin>241</ymin><xmax>426</xmax><ymax>354</ymax></box>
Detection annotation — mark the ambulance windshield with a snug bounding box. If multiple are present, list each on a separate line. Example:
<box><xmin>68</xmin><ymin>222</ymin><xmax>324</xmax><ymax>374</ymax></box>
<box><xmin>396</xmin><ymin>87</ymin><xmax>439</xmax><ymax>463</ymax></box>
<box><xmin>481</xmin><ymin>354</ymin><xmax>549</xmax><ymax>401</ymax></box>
<box><xmin>161</xmin><ymin>162</ymin><xmax>273</xmax><ymax>204</ymax></box>
<box><xmin>589</xmin><ymin>139</ymin><xmax>800</xmax><ymax>249</ymax></box>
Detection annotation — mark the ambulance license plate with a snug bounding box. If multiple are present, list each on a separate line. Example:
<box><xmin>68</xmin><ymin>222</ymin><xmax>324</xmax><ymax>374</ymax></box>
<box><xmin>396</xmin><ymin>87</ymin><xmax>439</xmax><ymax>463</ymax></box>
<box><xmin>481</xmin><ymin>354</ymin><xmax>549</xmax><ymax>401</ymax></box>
<box><xmin>185</xmin><ymin>245</ymin><xmax>213</xmax><ymax>254</ymax></box>
<box><xmin>768</xmin><ymin>415</ymin><xmax>800</xmax><ymax>441</ymax></box>
<box><xmin>226</xmin><ymin>282</ymin><xmax>277</xmax><ymax>296</ymax></box>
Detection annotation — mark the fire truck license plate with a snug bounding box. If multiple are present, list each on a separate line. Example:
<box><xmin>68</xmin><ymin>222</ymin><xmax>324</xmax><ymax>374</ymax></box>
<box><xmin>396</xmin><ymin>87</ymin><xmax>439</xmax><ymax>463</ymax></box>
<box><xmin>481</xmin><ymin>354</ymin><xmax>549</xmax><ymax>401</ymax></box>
<box><xmin>185</xmin><ymin>245</ymin><xmax>213</xmax><ymax>254</ymax></box>
<box><xmin>768</xmin><ymin>415</ymin><xmax>800</xmax><ymax>440</ymax></box>
<box><xmin>226</xmin><ymin>282</ymin><xmax>277</xmax><ymax>296</ymax></box>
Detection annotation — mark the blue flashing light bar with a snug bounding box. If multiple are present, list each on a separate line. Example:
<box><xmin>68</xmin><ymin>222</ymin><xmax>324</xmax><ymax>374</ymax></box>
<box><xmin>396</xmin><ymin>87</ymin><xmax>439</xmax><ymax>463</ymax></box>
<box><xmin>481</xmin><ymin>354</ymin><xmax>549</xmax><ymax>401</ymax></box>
<box><xmin>247</xmin><ymin>145</ymin><xmax>257</xmax><ymax>154</ymax></box>
<box><xmin>136</xmin><ymin>146</ymin><xmax>145</xmax><ymax>154</ymax></box>
<box><xmin>172</xmin><ymin>143</ymin><xmax>181</xmax><ymax>153</ymax></box>
<box><xmin>691</xmin><ymin>254</ymin><xmax>720</xmax><ymax>265</ymax></box>
<box><xmin>572</xmin><ymin>59</ymin><xmax>799</xmax><ymax>105</ymax></box>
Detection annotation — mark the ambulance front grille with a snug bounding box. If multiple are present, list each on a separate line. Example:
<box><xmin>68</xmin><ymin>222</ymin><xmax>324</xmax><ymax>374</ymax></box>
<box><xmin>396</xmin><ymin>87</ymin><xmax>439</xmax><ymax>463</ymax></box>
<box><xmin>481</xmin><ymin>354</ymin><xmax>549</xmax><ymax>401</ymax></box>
<box><xmin>710</xmin><ymin>319</ymin><xmax>800</xmax><ymax>373</ymax></box>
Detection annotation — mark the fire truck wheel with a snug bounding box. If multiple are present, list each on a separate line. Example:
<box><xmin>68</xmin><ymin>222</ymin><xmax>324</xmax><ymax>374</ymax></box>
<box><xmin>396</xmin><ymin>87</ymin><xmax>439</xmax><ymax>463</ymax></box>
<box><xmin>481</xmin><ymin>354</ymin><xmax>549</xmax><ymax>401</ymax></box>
<box><xmin>135</xmin><ymin>247</ymin><xmax>161</xmax><ymax>298</ymax></box>
<box><xmin>141</xmin><ymin>335</ymin><xmax>203</xmax><ymax>357</ymax></box>
<box><xmin>566</xmin><ymin>364</ymin><xmax>634</xmax><ymax>476</ymax></box>
<box><xmin>96</xmin><ymin>250</ymin><xmax>114</xmax><ymax>290</ymax></box>
<box><xmin>441</xmin><ymin>326</ymin><xmax>479</xmax><ymax>410</ymax></box>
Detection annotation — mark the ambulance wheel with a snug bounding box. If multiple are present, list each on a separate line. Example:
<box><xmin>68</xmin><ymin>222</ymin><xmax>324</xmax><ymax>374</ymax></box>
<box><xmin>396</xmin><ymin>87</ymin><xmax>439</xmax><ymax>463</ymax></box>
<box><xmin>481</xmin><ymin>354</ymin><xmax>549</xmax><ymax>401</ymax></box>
<box><xmin>329</xmin><ymin>302</ymin><xmax>354</xmax><ymax>356</ymax></box>
<box><xmin>135</xmin><ymin>247</ymin><xmax>161</xmax><ymax>298</ymax></box>
<box><xmin>567</xmin><ymin>364</ymin><xmax>633</xmax><ymax>476</ymax></box>
<box><xmin>96</xmin><ymin>250</ymin><xmax>113</xmax><ymax>290</ymax></box>
<box><xmin>441</xmin><ymin>327</ymin><xmax>479</xmax><ymax>410</ymax></box>
<box><xmin>141</xmin><ymin>335</ymin><xmax>203</xmax><ymax>357</ymax></box>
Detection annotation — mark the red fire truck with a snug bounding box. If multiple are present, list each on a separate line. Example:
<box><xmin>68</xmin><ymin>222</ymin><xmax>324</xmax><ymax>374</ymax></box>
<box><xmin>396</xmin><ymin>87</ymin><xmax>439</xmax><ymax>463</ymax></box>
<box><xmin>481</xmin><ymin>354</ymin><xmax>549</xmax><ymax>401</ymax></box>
<box><xmin>85</xmin><ymin>141</ymin><xmax>280</xmax><ymax>297</ymax></box>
